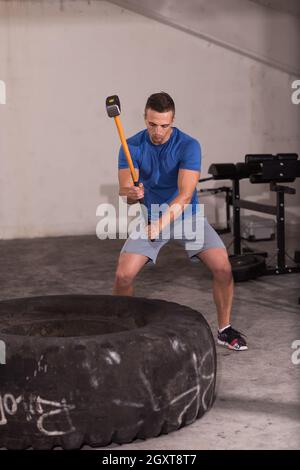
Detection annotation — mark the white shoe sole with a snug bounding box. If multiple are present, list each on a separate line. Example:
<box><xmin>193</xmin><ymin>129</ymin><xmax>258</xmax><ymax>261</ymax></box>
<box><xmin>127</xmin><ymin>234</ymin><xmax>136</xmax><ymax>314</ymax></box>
<box><xmin>217</xmin><ymin>339</ymin><xmax>248</xmax><ymax>351</ymax></box>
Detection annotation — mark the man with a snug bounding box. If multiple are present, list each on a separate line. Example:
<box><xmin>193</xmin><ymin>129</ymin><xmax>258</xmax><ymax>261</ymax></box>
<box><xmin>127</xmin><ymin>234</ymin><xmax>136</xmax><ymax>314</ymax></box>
<box><xmin>113</xmin><ymin>92</ymin><xmax>247</xmax><ymax>351</ymax></box>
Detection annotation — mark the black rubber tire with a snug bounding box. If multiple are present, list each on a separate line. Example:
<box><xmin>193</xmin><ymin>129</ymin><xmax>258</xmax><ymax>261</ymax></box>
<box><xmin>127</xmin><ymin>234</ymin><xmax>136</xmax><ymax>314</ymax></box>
<box><xmin>0</xmin><ymin>295</ymin><xmax>216</xmax><ymax>449</ymax></box>
<box><xmin>229</xmin><ymin>254</ymin><xmax>266</xmax><ymax>282</ymax></box>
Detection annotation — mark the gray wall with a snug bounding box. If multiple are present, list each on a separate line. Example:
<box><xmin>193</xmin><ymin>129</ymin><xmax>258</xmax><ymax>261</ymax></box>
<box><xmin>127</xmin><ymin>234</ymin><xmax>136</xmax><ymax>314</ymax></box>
<box><xmin>0</xmin><ymin>0</ymin><xmax>299</xmax><ymax>239</ymax></box>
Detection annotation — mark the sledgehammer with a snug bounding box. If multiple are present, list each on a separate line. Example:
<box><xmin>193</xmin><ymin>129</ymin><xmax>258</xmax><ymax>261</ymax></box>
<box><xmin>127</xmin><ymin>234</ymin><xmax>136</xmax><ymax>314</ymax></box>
<box><xmin>105</xmin><ymin>95</ymin><xmax>146</xmax><ymax>202</ymax></box>
<box><xmin>105</xmin><ymin>95</ymin><xmax>155</xmax><ymax>239</ymax></box>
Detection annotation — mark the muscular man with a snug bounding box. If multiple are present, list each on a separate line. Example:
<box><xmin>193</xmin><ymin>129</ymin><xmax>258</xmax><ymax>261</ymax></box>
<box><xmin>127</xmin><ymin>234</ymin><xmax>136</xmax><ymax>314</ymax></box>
<box><xmin>113</xmin><ymin>92</ymin><xmax>247</xmax><ymax>351</ymax></box>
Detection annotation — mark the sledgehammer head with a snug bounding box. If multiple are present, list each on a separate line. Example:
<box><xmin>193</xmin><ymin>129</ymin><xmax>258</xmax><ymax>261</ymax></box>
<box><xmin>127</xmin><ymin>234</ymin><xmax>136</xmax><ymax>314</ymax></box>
<box><xmin>106</xmin><ymin>95</ymin><xmax>121</xmax><ymax>118</ymax></box>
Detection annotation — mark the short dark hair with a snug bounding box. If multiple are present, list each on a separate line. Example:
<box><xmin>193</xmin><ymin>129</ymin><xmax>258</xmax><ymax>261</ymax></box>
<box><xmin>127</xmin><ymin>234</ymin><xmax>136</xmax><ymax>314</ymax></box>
<box><xmin>145</xmin><ymin>92</ymin><xmax>175</xmax><ymax>116</ymax></box>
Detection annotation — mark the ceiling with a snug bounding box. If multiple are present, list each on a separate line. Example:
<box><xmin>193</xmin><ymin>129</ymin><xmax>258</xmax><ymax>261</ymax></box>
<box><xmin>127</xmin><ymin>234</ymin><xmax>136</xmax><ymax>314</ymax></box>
<box><xmin>249</xmin><ymin>0</ymin><xmax>300</xmax><ymax>17</ymax></box>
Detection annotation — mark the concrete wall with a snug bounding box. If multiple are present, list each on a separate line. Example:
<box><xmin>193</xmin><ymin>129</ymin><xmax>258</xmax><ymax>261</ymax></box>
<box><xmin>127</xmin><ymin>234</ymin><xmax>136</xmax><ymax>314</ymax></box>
<box><xmin>110</xmin><ymin>0</ymin><xmax>300</xmax><ymax>76</ymax></box>
<box><xmin>0</xmin><ymin>0</ymin><xmax>299</xmax><ymax>239</ymax></box>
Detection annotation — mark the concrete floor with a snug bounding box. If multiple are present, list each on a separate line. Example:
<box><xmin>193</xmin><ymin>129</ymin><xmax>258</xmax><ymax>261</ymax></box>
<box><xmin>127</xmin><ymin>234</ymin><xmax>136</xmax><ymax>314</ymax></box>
<box><xmin>0</xmin><ymin>232</ymin><xmax>299</xmax><ymax>450</ymax></box>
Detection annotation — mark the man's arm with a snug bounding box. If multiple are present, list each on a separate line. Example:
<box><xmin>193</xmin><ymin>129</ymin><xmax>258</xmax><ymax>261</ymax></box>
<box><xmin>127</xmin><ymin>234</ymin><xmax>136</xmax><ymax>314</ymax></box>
<box><xmin>118</xmin><ymin>168</ymin><xmax>144</xmax><ymax>205</ymax></box>
<box><xmin>148</xmin><ymin>169</ymin><xmax>200</xmax><ymax>239</ymax></box>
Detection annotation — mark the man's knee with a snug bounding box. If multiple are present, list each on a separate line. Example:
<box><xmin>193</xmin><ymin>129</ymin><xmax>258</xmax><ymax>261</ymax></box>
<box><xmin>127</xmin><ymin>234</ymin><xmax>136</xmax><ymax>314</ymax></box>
<box><xmin>211</xmin><ymin>259</ymin><xmax>233</xmax><ymax>282</ymax></box>
<box><xmin>115</xmin><ymin>268</ymin><xmax>136</xmax><ymax>287</ymax></box>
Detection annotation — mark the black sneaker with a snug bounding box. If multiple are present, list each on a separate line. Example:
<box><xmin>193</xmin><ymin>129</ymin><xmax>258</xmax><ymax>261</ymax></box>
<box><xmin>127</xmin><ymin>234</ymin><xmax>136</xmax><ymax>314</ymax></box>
<box><xmin>217</xmin><ymin>326</ymin><xmax>248</xmax><ymax>351</ymax></box>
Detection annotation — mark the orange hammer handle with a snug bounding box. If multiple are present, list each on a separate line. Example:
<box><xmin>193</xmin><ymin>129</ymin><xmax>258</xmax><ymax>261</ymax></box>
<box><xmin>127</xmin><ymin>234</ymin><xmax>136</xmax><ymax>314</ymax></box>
<box><xmin>114</xmin><ymin>115</ymin><xmax>138</xmax><ymax>184</ymax></box>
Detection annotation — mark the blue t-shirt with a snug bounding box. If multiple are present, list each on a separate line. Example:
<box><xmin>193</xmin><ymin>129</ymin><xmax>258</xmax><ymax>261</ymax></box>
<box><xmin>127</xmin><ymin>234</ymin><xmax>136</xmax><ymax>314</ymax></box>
<box><xmin>118</xmin><ymin>127</ymin><xmax>201</xmax><ymax>220</ymax></box>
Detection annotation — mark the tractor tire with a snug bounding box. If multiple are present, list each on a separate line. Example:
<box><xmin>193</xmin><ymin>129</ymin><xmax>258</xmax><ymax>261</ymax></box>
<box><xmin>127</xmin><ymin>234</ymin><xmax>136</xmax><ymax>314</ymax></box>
<box><xmin>0</xmin><ymin>295</ymin><xmax>216</xmax><ymax>449</ymax></box>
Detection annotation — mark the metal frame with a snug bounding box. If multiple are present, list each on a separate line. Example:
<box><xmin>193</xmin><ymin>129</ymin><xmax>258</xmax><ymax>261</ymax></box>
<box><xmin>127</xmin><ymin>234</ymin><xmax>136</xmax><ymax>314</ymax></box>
<box><xmin>232</xmin><ymin>178</ymin><xmax>300</xmax><ymax>276</ymax></box>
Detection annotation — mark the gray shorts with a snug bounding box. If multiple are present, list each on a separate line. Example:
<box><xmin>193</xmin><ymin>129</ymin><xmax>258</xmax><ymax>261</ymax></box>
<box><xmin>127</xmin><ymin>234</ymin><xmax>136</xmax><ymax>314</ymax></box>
<box><xmin>120</xmin><ymin>213</ymin><xmax>225</xmax><ymax>265</ymax></box>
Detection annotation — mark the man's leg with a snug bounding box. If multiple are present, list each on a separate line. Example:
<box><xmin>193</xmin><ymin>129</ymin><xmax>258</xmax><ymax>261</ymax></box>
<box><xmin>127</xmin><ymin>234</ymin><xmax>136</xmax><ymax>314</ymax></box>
<box><xmin>197</xmin><ymin>247</ymin><xmax>233</xmax><ymax>329</ymax></box>
<box><xmin>197</xmin><ymin>247</ymin><xmax>247</xmax><ymax>351</ymax></box>
<box><xmin>113</xmin><ymin>252</ymin><xmax>149</xmax><ymax>296</ymax></box>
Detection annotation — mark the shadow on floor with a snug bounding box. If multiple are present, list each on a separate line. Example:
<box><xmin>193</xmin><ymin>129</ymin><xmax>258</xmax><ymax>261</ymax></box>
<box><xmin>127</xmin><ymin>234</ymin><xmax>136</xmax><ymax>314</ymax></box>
<box><xmin>216</xmin><ymin>394</ymin><xmax>300</xmax><ymax>421</ymax></box>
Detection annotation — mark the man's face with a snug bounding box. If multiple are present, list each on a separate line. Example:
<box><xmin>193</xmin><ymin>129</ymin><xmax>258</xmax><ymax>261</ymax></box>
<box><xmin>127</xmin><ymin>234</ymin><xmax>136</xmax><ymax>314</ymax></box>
<box><xmin>144</xmin><ymin>108</ymin><xmax>174</xmax><ymax>145</ymax></box>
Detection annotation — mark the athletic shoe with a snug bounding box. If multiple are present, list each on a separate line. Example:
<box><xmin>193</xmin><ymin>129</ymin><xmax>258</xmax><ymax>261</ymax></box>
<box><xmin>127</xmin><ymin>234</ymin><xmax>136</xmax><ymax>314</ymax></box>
<box><xmin>217</xmin><ymin>326</ymin><xmax>248</xmax><ymax>351</ymax></box>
